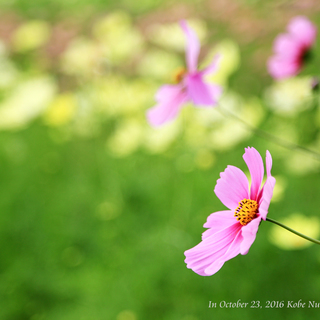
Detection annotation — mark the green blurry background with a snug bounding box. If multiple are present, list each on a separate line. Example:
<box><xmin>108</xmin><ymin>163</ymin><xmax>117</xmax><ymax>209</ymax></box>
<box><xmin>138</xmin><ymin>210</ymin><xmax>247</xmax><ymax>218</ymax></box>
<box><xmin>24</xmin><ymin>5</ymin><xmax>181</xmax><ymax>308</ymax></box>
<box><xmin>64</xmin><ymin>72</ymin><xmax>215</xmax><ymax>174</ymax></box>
<box><xmin>1</xmin><ymin>0</ymin><xmax>320</xmax><ymax>319</ymax></box>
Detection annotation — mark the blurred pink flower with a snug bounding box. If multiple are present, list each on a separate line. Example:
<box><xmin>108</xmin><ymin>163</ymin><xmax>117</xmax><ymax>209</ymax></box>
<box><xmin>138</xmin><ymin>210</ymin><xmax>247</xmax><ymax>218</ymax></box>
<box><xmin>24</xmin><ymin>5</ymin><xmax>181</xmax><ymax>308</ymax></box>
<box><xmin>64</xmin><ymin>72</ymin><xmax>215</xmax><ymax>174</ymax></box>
<box><xmin>268</xmin><ymin>16</ymin><xmax>317</xmax><ymax>79</ymax></box>
<box><xmin>184</xmin><ymin>147</ymin><xmax>276</xmax><ymax>276</ymax></box>
<box><xmin>147</xmin><ymin>20</ymin><xmax>222</xmax><ymax>127</ymax></box>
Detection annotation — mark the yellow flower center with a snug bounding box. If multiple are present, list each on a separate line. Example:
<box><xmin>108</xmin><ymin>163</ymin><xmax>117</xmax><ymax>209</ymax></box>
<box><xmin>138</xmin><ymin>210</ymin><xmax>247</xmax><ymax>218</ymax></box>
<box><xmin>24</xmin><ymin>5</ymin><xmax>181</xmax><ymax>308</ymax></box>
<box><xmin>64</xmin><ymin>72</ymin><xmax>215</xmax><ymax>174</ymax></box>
<box><xmin>234</xmin><ymin>199</ymin><xmax>258</xmax><ymax>226</ymax></box>
<box><xmin>172</xmin><ymin>67</ymin><xmax>186</xmax><ymax>83</ymax></box>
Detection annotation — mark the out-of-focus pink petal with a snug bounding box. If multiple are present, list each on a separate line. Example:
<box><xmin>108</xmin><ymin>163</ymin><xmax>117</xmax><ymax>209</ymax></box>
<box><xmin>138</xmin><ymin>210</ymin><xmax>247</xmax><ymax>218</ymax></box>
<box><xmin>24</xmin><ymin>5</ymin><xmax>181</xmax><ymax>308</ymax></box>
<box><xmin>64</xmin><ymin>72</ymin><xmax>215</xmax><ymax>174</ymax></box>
<box><xmin>273</xmin><ymin>34</ymin><xmax>302</xmax><ymax>59</ymax></box>
<box><xmin>204</xmin><ymin>228</ymin><xmax>243</xmax><ymax>275</ymax></box>
<box><xmin>184</xmin><ymin>223</ymin><xmax>242</xmax><ymax>276</ymax></box>
<box><xmin>240</xmin><ymin>217</ymin><xmax>261</xmax><ymax>255</ymax></box>
<box><xmin>185</xmin><ymin>74</ymin><xmax>214</xmax><ymax>106</ymax></box>
<box><xmin>267</xmin><ymin>56</ymin><xmax>300</xmax><ymax>79</ymax></box>
<box><xmin>214</xmin><ymin>165</ymin><xmax>249</xmax><ymax>210</ymax></box>
<box><xmin>202</xmin><ymin>210</ymin><xmax>236</xmax><ymax>239</ymax></box>
<box><xmin>243</xmin><ymin>147</ymin><xmax>264</xmax><ymax>201</ymax></box>
<box><xmin>147</xmin><ymin>85</ymin><xmax>187</xmax><ymax>127</ymax></box>
<box><xmin>201</xmin><ymin>54</ymin><xmax>221</xmax><ymax>76</ymax></box>
<box><xmin>180</xmin><ymin>20</ymin><xmax>200</xmax><ymax>74</ymax></box>
<box><xmin>207</xmin><ymin>84</ymin><xmax>222</xmax><ymax>106</ymax></box>
<box><xmin>287</xmin><ymin>16</ymin><xmax>317</xmax><ymax>48</ymax></box>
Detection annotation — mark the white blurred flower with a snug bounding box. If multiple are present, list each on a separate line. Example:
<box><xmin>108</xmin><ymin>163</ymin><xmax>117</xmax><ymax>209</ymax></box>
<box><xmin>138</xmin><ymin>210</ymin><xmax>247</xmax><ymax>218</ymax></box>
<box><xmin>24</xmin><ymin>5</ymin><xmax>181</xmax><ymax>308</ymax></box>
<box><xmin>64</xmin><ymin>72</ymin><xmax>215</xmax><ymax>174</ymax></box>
<box><xmin>0</xmin><ymin>76</ymin><xmax>57</xmax><ymax>130</ymax></box>
<box><xmin>265</xmin><ymin>76</ymin><xmax>313</xmax><ymax>117</ymax></box>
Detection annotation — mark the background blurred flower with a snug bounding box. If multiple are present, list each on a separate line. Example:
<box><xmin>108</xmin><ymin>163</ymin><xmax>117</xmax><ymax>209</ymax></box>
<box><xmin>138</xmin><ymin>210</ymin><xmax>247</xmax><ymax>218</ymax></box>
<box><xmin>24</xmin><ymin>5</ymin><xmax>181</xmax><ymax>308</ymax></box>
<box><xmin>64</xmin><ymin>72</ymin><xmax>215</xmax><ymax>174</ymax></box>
<box><xmin>12</xmin><ymin>20</ymin><xmax>51</xmax><ymax>52</ymax></box>
<box><xmin>269</xmin><ymin>213</ymin><xmax>320</xmax><ymax>250</ymax></box>
<box><xmin>267</xmin><ymin>16</ymin><xmax>317</xmax><ymax>80</ymax></box>
<box><xmin>147</xmin><ymin>20</ymin><xmax>221</xmax><ymax>127</ymax></box>
<box><xmin>0</xmin><ymin>76</ymin><xmax>57</xmax><ymax>130</ymax></box>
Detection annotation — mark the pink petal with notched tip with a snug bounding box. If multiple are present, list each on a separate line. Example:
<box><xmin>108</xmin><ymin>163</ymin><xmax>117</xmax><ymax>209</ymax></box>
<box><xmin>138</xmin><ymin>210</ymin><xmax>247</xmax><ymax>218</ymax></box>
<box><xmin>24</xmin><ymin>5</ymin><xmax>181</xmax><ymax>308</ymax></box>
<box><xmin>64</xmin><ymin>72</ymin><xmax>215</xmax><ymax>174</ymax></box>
<box><xmin>267</xmin><ymin>56</ymin><xmax>300</xmax><ymax>79</ymax></box>
<box><xmin>185</xmin><ymin>73</ymin><xmax>214</xmax><ymax>106</ymax></box>
<box><xmin>287</xmin><ymin>16</ymin><xmax>317</xmax><ymax>48</ymax></box>
<box><xmin>214</xmin><ymin>165</ymin><xmax>249</xmax><ymax>211</ymax></box>
<box><xmin>240</xmin><ymin>217</ymin><xmax>261</xmax><ymax>255</ymax></box>
<box><xmin>258</xmin><ymin>151</ymin><xmax>276</xmax><ymax>220</ymax></box>
<box><xmin>184</xmin><ymin>222</ymin><xmax>242</xmax><ymax>276</ymax></box>
<box><xmin>180</xmin><ymin>20</ymin><xmax>200</xmax><ymax>74</ymax></box>
<box><xmin>243</xmin><ymin>147</ymin><xmax>264</xmax><ymax>201</ymax></box>
<box><xmin>147</xmin><ymin>84</ymin><xmax>187</xmax><ymax>127</ymax></box>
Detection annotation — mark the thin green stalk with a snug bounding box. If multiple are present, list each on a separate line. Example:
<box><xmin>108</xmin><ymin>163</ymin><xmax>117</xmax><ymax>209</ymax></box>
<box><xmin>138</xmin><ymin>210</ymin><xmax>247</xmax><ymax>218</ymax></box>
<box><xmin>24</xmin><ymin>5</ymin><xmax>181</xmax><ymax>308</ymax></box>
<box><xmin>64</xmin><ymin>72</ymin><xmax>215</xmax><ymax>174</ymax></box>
<box><xmin>266</xmin><ymin>217</ymin><xmax>320</xmax><ymax>245</ymax></box>
<box><xmin>217</xmin><ymin>107</ymin><xmax>320</xmax><ymax>162</ymax></box>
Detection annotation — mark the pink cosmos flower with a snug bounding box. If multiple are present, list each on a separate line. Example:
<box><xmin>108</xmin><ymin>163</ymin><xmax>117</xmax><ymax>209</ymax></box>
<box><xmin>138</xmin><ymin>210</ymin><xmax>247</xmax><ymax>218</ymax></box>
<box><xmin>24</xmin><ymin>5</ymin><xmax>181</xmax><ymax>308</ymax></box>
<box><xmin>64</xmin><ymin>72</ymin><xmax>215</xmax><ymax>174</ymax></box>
<box><xmin>184</xmin><ymin>147</ymin><xmax>276</xmax><ymax>276</ymax></box>
<box><xmin>268</xmin><ymin>16</ymin><xmax>317</xmax><ymax>79</ymax></box>
<box><xmin>147</xmin><ymin>20</ymin><xmax>222</xmax><ymax>127</ymax></box>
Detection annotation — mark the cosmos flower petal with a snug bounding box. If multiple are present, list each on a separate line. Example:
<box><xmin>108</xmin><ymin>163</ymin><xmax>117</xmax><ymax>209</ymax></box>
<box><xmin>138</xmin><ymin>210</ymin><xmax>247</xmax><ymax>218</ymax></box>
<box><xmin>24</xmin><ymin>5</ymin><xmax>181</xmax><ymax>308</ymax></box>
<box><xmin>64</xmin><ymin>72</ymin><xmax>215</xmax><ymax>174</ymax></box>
<box><xmin>268</xmin><ymin>16</ymin><xmax>316</xmax><ymax>79</ymax></box>
<box><xmin>259</xmin><ymin>176</ymin><xmax>276</xmax><ymax>221</ymax></box>
<box><xmin>214</xmin><ymin>165</ymin><xmax>249</xmax><ymax>210</ymax></box>
<box><xmin>243</xmin><ymin>147</ymin><xmax>264</xmax><ymax>201</ymax></box>
<box><xmin>207</xmin><ymin>84</ymin><xmax>222</xmax><ymax>106</ymax></box>
<box><xmin>267</xmin><ymin>56</ymin><xmax>300</xmax><ymax>79</ymax></box>
<box><xmin>185</xmin><ymin>74</ymin><xmax>214</xmax><ymax>106</ymax></box>
<box><xmin>287</xmin><ymin>16</ymin><xmax>317</xmax><ymax>47</ymax></box>
<box><xmin>202</xmin><ymin>210</ymin><xmax>236</xmax><ymax>237</ymax></box>
<box><xmin>273</xmin><ymin>34</ymin><xmax>302</xmax><ymax>58</ymax></box>
<box><xmin>201</xmin><ymin>54</ymin><xmax>221</xmax><ymax>76</ymax></box>
<box><xmin>204</xmin><ymin>228</ymin><xmax>243</xmax><ymax>275</ymax></box>
<box><xmin>180</xmin><ymin>20</ymin><xmax>200</xmax><ymax>73</ymax></box>
<box><xmin>265</xmin><ymin>150</ymin><xmax>272</xmax><ymax>178</ymax></box>
<box><xmin>185</xmin><ymin>223</ymin><xmax>242</xmax><ymax>276</ymax></box>
<box><xmin>240</xmin><ymin>217</ymin><xmax>261</xmax><ymax>255</ymax></box>
<box><xmin>147</xmin><ymin>85</ymin><xmax>187</xmax><ymax>127</ymax></box>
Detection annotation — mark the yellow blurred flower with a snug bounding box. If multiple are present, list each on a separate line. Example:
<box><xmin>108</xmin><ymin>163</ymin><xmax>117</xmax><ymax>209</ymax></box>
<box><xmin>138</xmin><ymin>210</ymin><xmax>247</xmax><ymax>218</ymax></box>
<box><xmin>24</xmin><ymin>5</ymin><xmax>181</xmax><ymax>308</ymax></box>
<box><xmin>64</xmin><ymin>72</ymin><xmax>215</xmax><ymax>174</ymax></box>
<box><xmin>107</xmin><ymin>119</ymin><xmax>144</xmax><ymax>157</ymax></box>
<box><xmin>93</xmin><ymin>11</ymin><xmax>144</xmax><ymax>65</ymax></box>
<box><xmin>195</xmin><ymin>149</ymin><xmax>216</xmax><ymax>170</ymax></box>
<box><xmin>144</xmin><ymin>120</ymin><xmax>181</xmax><ymax>154</ymax></box>
<box><xmin>147</xmin><ymin>19</ymin><xmax>207</xmax><ymax>51</ymax></box>
<box><xmin>116</xmin><ymin>310</ymin><xmax>137</xmax><ymax>320</ymax></box>
<box><xmin>269</xmin><ymin>213</ymin><xmax>320</xmax><ymax>250</ymax></box>
<box><xmin>60</xmin><ymin>37</ymin><xmax>101</xmax><ymax>77</ymax></box>
<box><xmin>271</xmin><ymin>176</ymin><xmax>286</xmax><ymax>202</ymax></box>
<box><xmin>137</xmin><ymin>49</ymin><xmax>182</xmax><ymax>81</ymax></box>
<box><xmin>285</xmin><ymin>151</ymin><xmax>320</xmax><ymax>175</ymax></box>
<box><xmin>203</xmin><ymin>39</ymin><xmax>240</xmax><ymax>86</ymax></box>
<box><xmin>0</xmin><ymin>76</ymin><xmax>57</xmax><ymax>130</ymax></box>
<box><xmin>43</xmin><ymin>93</ymin><xmax>77</xmax><ymax>126</ymax></box>
<box><xmin>94</xmin><ymin>76</ymin><xmax>156</xmax><ymax>117</ymax></box>
<box><xmin>12</xmin><ymin>20</ymin><xmax>51</xmax><ymax>52</ymax></box>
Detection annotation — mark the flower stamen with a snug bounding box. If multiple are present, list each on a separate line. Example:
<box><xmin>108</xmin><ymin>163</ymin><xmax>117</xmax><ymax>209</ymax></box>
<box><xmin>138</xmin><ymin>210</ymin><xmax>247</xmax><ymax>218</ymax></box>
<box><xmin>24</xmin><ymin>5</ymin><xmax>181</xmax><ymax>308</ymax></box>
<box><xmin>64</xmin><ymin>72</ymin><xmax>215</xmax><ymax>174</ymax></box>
<box><xmin>172</xmin><ymin>68</ymin><xmax>186</xmax><ymax>83</ymax></box>
<box><xmin>234</xmin><ymin>199</ymin><xmax>258</xmax><ymax>226</ymax></box>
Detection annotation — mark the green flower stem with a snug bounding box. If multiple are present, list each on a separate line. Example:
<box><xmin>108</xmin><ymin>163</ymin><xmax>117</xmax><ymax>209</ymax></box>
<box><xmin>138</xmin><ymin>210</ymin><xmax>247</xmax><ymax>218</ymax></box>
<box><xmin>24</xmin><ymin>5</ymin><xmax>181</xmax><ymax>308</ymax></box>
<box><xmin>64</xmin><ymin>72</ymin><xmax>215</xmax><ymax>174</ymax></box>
<box><xmin>217</xmin><ymin>107</ymin><xmax>320</xmax><ymax>162</ymax></box>
<box><xmin>266</xmin><ymin>217</ymin><xmax>320</xmax><ymax>245</ymax></box>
